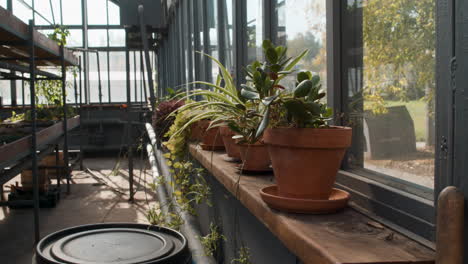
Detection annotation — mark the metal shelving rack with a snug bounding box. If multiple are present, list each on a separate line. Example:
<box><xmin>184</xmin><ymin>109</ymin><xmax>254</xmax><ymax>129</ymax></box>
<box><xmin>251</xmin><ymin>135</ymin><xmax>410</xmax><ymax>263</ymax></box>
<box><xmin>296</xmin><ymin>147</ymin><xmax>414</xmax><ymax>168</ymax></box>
<box><xmin>0</xmin><ymin>5</ymin><xmax>79</xmax><ymax>243</ymax></box>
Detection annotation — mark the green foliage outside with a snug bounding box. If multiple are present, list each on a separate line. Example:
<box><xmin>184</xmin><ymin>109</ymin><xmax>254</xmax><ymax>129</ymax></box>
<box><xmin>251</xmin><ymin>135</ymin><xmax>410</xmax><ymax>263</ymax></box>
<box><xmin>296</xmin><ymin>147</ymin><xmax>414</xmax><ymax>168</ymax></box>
<box><xmin>361</xmin><ymin>0</ymin><xmax>435</xmax><ymax>114</ymax></box>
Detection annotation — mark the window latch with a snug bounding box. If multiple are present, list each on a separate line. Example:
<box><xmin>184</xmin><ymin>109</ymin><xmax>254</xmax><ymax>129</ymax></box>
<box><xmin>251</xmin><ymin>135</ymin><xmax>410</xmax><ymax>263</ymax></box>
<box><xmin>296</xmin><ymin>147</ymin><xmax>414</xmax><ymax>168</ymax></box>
<box><xmin>440</xmin><ymin>136</ymin><xmax>448</xmax><ymax>158</ymax></box>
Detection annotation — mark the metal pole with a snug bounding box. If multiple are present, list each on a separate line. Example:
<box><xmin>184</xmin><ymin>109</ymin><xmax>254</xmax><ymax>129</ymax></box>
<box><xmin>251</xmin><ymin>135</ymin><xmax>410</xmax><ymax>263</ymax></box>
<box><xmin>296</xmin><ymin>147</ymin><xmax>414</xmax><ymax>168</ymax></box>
<box><xmin>28</xmin><ymin>19</ymin><xmax>40</xmax><ymax>244</ymax></box>
<box><xmin>82</xmin><ymin>0</ymin><xmax>89</xmax><ymax>104</ymax></box>
<box><xmin>106</xmin><ymin>0</ymin><xmax>111</xmax><ymax>103</ymax></box>
<box><xmin>133</xmin><ymin>51</ymin><xmax>137</xmax><ymax>103</ymax></box>
<box><xmin>55</xmin><ymin>144</ymin><xmax>60</xmax><ymax>190</ymax></box>
<box><xmin>107</xmin><ymin>50</ymin><xmax>111</xmax><ymax>103</ymax></box>
<box><xmin>21</xmin><ymin>73</ymin><xmax>25</xmax><ymax>107</ymax></box>
<box><xmin>60</xmin><ymin>46</ymin><xmax>70</xmax><ymax>194</ymax></box>
<box><xmin>140</xmin><ymin>50</ymin><xmax>147</xmax><ymax>104</ymax></box>
<box><xmin>138</xmin><ymin>5</ymin><xmax>155</xmax><ymax>108</ymax></box>
<box><xmin>74</xmin><ymin>67</ymin><xmax>78</xmax><ymax>106</ymax></box>
<box><xmin>79</xmin><ymin>56</ymin><xmax>83</xmax><ymax>170</ymax></box>
<box><xmin>125</xmin><ymin>37</ymin><xmax>134</xmax><ymax>202</ymax></box>
<box><xmin>97</xmin><ymin>52</ymin><xmax>102</xmax><ymax>104</ymax></box>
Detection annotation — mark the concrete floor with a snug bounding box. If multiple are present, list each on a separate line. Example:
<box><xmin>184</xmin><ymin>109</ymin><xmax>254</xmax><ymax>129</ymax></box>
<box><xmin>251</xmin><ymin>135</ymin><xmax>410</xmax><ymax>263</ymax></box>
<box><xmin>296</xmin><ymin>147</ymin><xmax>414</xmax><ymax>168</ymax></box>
<box><xmin>0</xmin><ymin>156</ymin><xmax>157</xmax><ymax>264</ymax></box>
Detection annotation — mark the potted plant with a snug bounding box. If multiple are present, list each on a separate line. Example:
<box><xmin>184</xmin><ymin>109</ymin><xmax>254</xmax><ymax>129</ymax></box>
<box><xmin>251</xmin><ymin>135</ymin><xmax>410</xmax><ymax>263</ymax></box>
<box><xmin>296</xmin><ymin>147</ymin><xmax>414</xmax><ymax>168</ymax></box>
<box><xmin>231</xmin><ymin>41</ymin><xmax>308</xmax><ymax>172</ymax></box>
<box><xmin>167</xmin><ymin>54</ymin><xmax>245</xmax><ymax>152</ymax></box>
<box><xmin>252</xmin><ymin>41</ymin><xmax>352</xmax><ymax>205</ymax></box>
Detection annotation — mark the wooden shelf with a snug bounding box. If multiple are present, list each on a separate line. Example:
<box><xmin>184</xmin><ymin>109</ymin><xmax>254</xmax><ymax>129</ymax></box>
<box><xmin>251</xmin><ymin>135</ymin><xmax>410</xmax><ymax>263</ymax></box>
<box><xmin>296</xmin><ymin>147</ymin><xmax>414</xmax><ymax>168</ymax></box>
<box><xmin>0</xmin><ymin>6</ymin><xmax>78</xmax><ymax>68</ymax></box>
<box><xmin>0</xmin><ymin>116</ymin><xmax>80</xmax><ymax>171</ymax></box>
<box><xmin>189</xmin><ymin>144</ymin><xmax>435</xmax><ymax>264</ymax></box>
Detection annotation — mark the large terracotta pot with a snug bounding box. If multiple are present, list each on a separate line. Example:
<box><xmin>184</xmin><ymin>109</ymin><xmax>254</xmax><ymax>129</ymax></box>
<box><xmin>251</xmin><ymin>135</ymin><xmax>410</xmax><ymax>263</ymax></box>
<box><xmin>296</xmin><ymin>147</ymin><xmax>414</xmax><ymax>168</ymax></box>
<box><xmin>199</xmin><ymin>120</ymin><xmax>225</xmax><ymax>151</ymax></box>
<box><xmin>219</xmin><ymin>126</ymin><xmax>241</xmax><ymax>159</ymax></box>
<box><xmin>237</xmin><ymin>142</ymin><xmax>270</xmax><ymax>172</ymax></box>
<box><xmin>264</xmin><ymin>127</ymin><xmax>352</xmax><ymax>199</ymax></box>
<box><xmin>190</xmin><ymin>121</ymin><xmax>202</xmax><ymax>141</ymax></box>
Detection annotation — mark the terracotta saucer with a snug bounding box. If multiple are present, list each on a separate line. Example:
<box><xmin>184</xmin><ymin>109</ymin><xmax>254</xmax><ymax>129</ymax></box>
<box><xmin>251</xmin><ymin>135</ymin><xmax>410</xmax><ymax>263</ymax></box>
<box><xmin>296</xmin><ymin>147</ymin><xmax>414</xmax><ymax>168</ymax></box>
<box><xmin>260</xmin><ymin>185</ymin><xmax>350</xmax><ymax>214</ymax></box>
<box><xmin>222</xmin><ymin>154</ymin><xmax>241</xmax><ymax>163</ymax></box>
<box><xmin>235</xmin><ymin>164</ymin><xmax>273</xmax><ymax>175</ymax></box>
<box><xmin>200</xmin><ymin>143</ymin><xmax>225</xmax><ymax>151</ymax></box>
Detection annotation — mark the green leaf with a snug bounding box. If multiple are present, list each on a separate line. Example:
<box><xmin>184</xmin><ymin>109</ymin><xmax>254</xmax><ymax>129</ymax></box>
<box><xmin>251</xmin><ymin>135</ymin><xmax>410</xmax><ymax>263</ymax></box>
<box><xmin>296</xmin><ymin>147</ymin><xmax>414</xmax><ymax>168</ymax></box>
<box><xmin>228</xmin><ymin>122</ymin><xmax>242</xmax><ymax>134</ymax></box>
<box><xmin>266</xmin><ymin>47</ymin><xmax>278</xmax><ymax>64</ymax></box>
<box><xmin>235</xmin><ymin>103</ymin><xmax>246</xmax><ymax>110</ymax></box>
<box><xmin>262</xmin><ymin>39</ymin><xmax>273</xmax><ymax>51</ymax></box>
<box><xmin>284</xmin><ymin>49</ymin><xmax>309</xmax><ymax>72</ymax></box>
<box><xmin>284</xmin><ymin>100</ymin><xmax>311</xmax><ymax>120</ymax></box>
<box><xmin>240</xmin><ymin>89</ymin><xmax>260</xmax><ymax>100</ymax></box>
<box><xmin>317</xmin><ymin>92</ymin><xmax>326</xmax><ymax>100</ymax></box>
<box><xmin>324</xmin><ymin>107</ymin><xmax>333</xmax><ymax>118</ymax></box>
<box><xmin>276</xmin><ymin>46</ymin><xmax>286</xmax><ymax>59</ymax></box>
<box><xmin>304</xmin><ymin>102</ymin><xmax>322</xmax><ymax>115</ymax></box>
<box><xmin>311</xmin><ymin>75</ymin><xmax>321</xmax><ymax>88</ymax></box>
<box><xmin>294</xmin><ymin>80</ymin><xmax>313</xmax><ymax>98</ymax></box>
<box><xmin>297</xmin><ymin>71</ymin><xmax>310</xmax><ymax>83</ymax></box>
<box><xmin>241</xmin><ymin>84</ymin><xmax>257</xmax><ymax>92</ymax></box>
<box><xmin>232</xmin><ymin>135</ymin><xmax>244</xmax><ymax>139</ymax></box>
<box><xmin>270</xmin><ymin>64</ymin><xmax>281</xmax><ymax>73</ymax></box>
<box><xmin>256</xmin><ymin>107</ymin><xmax>270</xmax><ymax>139</ymax></box>
<box><xmin>262</xmin><ymin>95</ymin><xmax>278</xmax><ymax>106</ymax></box>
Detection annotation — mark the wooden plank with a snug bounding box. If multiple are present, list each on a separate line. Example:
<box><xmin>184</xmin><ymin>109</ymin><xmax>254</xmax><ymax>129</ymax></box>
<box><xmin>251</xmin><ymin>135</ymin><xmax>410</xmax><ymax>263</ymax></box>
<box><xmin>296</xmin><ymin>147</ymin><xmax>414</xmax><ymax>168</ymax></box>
<box><xmin>189</xmin><ymin>144</ymin><xmax>435</xmax><ymax>264</ymax></box>
<box><xmin>0</xmin><ymin>116</ymin><xmax>80</xmax><ymax>169</ymax></box>
<box><xmin>0</xmin><ymin>6</ymin><xmax>78</xmax><ymax>66</ymax></box>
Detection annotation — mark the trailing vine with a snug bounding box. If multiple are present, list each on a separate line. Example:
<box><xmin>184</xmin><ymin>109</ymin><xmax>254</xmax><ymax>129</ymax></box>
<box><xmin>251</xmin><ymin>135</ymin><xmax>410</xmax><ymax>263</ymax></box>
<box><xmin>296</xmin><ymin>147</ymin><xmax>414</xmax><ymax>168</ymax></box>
<box><xmin>232</xmin><ymin>247</ymin><xmax>253</xmax><ymax>264</ymax></box>
<box><xmin>199</xmin><ymin>223</ymin><xmax>226</xmax><ymax>257</ymax></box>
<box><xmin>147</xmin><ymin>105</ymin><xmax>212</xmax><ymax>231</ymax></box>
<box><xmin>47</xmin><ymin>25</ymin><xmax>70</xmax><ymax>47</ymax></box>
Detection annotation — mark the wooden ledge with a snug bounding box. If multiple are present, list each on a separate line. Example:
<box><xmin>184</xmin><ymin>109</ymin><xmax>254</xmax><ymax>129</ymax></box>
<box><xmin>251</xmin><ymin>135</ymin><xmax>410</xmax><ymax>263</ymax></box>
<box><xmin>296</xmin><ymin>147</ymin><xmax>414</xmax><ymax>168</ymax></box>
<box><xmin>189</xmin><ymin>144</ymin><xmax>435</xmax><ymax>264</ymax></box>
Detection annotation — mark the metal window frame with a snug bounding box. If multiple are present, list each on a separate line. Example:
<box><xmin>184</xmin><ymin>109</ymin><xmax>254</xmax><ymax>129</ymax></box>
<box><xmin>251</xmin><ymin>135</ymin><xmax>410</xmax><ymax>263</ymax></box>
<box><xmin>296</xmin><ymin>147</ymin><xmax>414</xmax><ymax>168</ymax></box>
<box><xmin>325</xmin><ymin>0</ymin><xmax>442</xmax><ymax>245</ymax></box>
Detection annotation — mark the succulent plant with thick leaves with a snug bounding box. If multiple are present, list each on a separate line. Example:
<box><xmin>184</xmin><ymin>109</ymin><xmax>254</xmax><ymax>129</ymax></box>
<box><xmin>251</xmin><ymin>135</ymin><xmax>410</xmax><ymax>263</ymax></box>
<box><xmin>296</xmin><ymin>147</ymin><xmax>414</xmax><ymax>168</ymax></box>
<box><xmin>239</xmin><ymin>40</ymin><xmax>332</xmax><ymax>138</ymax></box>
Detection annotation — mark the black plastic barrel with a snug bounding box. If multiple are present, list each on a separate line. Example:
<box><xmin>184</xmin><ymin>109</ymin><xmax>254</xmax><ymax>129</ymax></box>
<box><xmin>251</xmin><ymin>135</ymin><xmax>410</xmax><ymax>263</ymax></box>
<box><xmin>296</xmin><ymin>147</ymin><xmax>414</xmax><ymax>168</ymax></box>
<box><xmin>35</xmin><ymin>223</ymin><xmax>191</xmax><ymax>264</ymax></box>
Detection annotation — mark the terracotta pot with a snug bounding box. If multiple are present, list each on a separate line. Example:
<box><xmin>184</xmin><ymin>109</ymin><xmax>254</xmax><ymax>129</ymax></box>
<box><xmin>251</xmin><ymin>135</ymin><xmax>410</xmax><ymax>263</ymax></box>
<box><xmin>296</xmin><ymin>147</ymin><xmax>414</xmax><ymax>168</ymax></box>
<box><xmin>219</xmin><ymin>126</ymin><xmax>241</xmax><ymax>159</ymax></box>
<box><xmin>199</xmin><ymin>120</ymin><xmax>225</xmax><ymax>151</ymax></box>
<box><xmin>190</xmin><ymin>121</ymin><xmax>202</xmax><ymax>141</ymax></box>
<box><xmin>237</xmin><ymin>142</ymin><xmax>271</xmax><ymax>172</ymax></box>
<box><xmin>264</xmin><ymin>126</ymin><xmax>352</xmax><ymax>199</ymax></box>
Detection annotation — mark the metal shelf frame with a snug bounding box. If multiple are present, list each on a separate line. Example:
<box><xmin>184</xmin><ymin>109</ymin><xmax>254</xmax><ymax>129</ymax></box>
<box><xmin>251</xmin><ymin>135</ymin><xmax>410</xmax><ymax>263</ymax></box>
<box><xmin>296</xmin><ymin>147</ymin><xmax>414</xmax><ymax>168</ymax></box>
<box><xmin>0</xmin><ymin>7</ymin><xmax>80</xmax><ymax>243</ymax></box>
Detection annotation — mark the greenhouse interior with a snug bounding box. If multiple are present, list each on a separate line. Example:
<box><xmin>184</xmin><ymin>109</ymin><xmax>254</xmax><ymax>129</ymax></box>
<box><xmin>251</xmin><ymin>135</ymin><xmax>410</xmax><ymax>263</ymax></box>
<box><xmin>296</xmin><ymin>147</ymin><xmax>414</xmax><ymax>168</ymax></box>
<box><xmin>0</xmin><ymin>0</ymin><xmax>465</xmax><ymax>263</ymax></box>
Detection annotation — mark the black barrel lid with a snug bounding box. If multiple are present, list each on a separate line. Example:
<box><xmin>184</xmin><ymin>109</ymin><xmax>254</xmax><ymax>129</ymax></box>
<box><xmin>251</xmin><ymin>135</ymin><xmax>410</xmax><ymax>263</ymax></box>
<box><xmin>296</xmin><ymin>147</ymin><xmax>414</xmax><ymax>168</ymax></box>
<box><xmin>36</xmin><ymin>223</ymin><xmax>191</xmax><ymax>264</ymax></box>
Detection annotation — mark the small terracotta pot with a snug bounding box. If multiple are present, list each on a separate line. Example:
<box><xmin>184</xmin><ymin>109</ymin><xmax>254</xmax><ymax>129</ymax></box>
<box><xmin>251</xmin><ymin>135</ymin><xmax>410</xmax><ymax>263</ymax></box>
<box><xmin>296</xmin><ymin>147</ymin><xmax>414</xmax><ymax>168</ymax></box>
<box><xmin>264</xmin><ymin>126</ymin><xmax>352</xmax><ymax>199</ymax></box>
<box><xmin>199</xmin><ymin>120</ymin><xmax>225</xmax><ymax>151</ymax></box>
<box><xmin>219</xmin><ymin>126</ymin><xmax>241</xmax><ymax>159</ymax></box>
<box><xmin>237</xmin><ymin>142</ymin><xmax>271</xmax><ymax>172</ymax></box>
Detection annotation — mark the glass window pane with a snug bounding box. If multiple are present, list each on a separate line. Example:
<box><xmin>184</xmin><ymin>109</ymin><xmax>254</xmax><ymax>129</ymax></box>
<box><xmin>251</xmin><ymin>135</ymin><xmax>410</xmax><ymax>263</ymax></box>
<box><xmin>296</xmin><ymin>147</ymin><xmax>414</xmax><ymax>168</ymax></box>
<box><xmin>13</xmin><ymin>0</ymin><xmax>32</xmax><ymax>23</ymax></box>
<box><xmin>109</xmin><ymin>29</ymin><xmax>125</xmax><ymax>47</ymax></box>
<box><xmin>221</xmin><ymin>0</ymin><xmax>233</xmax><ymax>71</ymax></box>
<box><xmin>0</xmin><ymin>80</ymin><xmax>11</xmax><ymax>105</ymax></box>
<box><xmin>108</xmin><ymin>52</ymin><xmax>126</xmax><ymax>102</ymax></box>
<box><xmin>207</xmin><ymin>0</ymin><xmax>218</xmax><ymax>82</ymax></box>
<box><xmin>246</xmin><ymin>0</ymin><xmax>263</xmax><ymax>63</ymax></box>
<box><xmin>108</xmin><ymin>0</ymin><xmax>120</xmax><ymax>25</ymax></box>
<box><xmin>275</xmin><ymin>0</ymin><xmax>327</xmax><ymax>90</ymax></box>
<box><xmin>35</xmin><ymin>0</ymin><xmax>60</xmax><ymax>25</ymax></box>
<box><xmin>88</xmin><ymin>29</ymin><xmax>108</xmax><ymax>47</ymax></box>
<box><xmin>67</xmin><ymin>29</ymin><xmax>83</xmax><ymax>47</ymax></box>
<box><xmin>62</xmin><ymin>0</ymin><xmax>82</xmax><ymax>25</ymax></box>
<box><xmin>0</xmin><ymin>0</ymin><xmax>7</xmax><ymax>8</ymax></box>
<box><xmin>89</xmin><ymin>52</ymin><xmax>108</xmax><ymax>103</ymax></box>
<box><xmin>88</xmin><ymin>0</ymin><xmax>107</xmax><ymax>25</ymax></box>
<box><xmin>343</xmin><ymin>0</ymin><xmax>436</xmax><ymax>191</ymax></box>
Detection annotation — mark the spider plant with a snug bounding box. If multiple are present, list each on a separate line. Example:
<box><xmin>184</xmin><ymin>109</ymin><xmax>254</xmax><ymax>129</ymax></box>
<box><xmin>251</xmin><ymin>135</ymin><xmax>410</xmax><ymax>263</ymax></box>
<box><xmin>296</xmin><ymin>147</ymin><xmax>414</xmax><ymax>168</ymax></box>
<box><xmin>167</xmin><ymin>53</ymin><xmax>246</xmax><ymax>142</ymax></box>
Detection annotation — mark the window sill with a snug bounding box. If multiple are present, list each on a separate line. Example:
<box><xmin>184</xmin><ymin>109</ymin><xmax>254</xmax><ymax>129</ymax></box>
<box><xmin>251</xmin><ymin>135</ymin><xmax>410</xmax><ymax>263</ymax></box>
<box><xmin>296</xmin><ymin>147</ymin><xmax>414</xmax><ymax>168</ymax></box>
<box><xmin>189</xmin><ymin>143</ymin><xmax>435</xmax><ymax>264</ymax></box>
